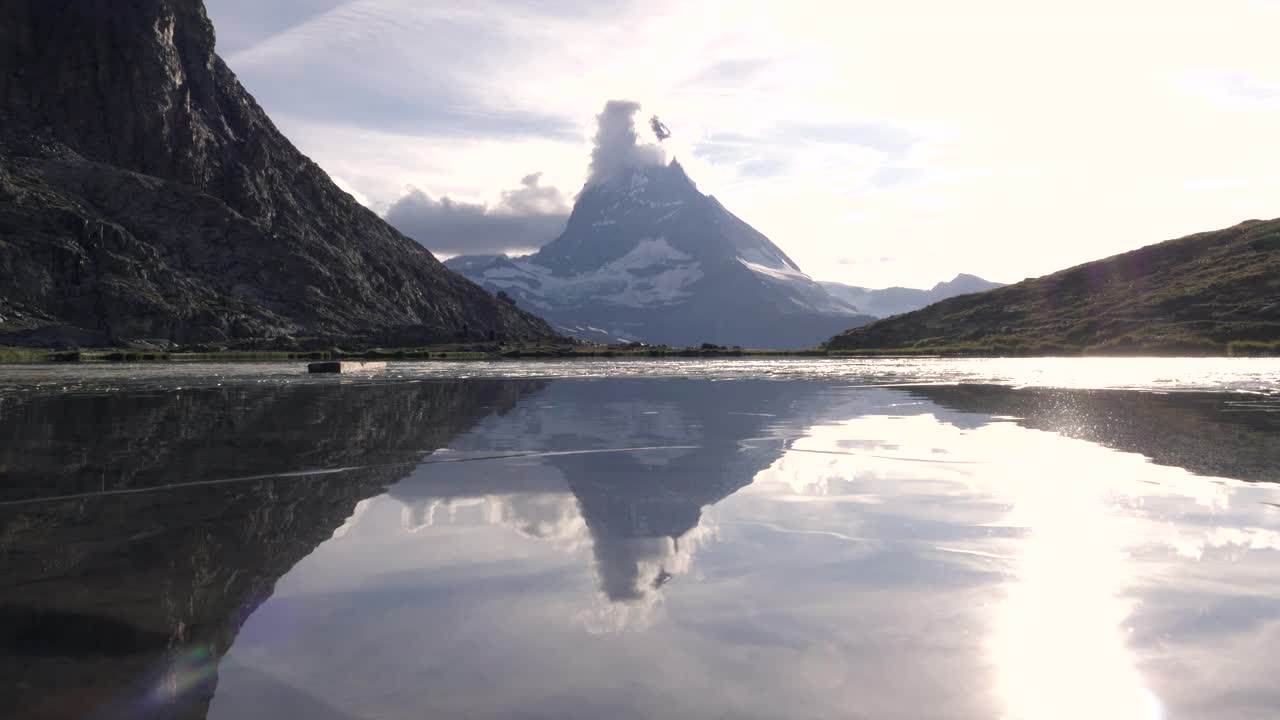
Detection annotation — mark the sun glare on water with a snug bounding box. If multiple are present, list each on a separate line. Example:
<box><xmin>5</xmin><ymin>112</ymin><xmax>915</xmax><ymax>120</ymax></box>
<box><xmin>990</xmin><ymin>432</ymin><xmax>1166</xmax><ymax>720</ymax></box>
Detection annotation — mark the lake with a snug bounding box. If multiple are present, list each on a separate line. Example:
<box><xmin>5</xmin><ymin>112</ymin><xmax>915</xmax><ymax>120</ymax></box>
<box><xmin>3</xmin><ymin>358</ymin><xmax>1279</xmax><ymax>719</ymax></box>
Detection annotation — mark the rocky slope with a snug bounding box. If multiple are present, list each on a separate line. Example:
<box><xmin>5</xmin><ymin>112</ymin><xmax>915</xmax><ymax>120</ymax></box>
<box><xmin>827</xmin><ymin>218</ymin><xmax>1280</xmax><ymax>354</ymax></box>
<box><xmin>447</xmin><ymin>160</ymin><xmax>874</xmax><ymax>348</ymax></box>
<box><xmin>0</xmin><ymin>0</ymin><xmax>558</xmax><ymax>348</ymax></box>
<box><xmin>820</xmin><ymin>273</ymin><xmax>1004</xmax><ymax>318</ymax></box>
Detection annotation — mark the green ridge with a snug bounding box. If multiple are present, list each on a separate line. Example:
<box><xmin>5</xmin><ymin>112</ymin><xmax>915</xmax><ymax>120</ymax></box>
<box><xmin>825</xmin><ymin>218</ymin><xmax>1280</xmax><ymax>356</ymax></box>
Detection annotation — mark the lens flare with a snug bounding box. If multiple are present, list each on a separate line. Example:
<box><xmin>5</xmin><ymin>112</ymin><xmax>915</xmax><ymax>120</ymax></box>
<box><xmin>147</xmin><ymin>644</ymin><xmax>219</xmax><ymax>707</ymax></box>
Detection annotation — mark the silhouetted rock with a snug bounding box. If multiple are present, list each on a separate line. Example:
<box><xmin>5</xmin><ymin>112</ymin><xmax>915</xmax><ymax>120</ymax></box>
<box><xmin>0</xmin><ymin>0</ymin><xmax>559</xmax><ymax>348</ymax></box>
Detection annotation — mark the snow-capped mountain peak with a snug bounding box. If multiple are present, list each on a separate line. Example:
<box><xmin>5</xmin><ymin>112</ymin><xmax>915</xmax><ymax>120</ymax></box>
<box><xmin>446</xmin><ymin>159</ymin><xmax>872</xmax><ymax>348</ymax></box>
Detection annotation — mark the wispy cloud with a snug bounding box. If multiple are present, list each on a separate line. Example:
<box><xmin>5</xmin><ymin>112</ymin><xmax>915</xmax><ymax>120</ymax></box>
<box><xmin>220</xmin><ymin>0</ymin><xmax>614</xmax><ymax>139</ymax></box>
<box><xmin>1182</xmin><ymin>70</ymin><xmax>1280</xmax><ymax>109</ymax></box>
<box><xmin>205</xmin><ymin>0</ymin><xmax>354</xmax><ymax>56</ymax></box>
<box><xmin>690</xmin><ymin>119</ymin><xmax>939</xmax><ymax>192</ymax></box>
<box><xmin>837</xmin><ymin>256</ymin><xmax>894</xmax><ymax>266</ymax></box>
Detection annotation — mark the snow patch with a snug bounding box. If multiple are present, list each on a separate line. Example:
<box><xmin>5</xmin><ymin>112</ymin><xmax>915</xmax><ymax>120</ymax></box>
<box><xmin>616</xmin><ymin>236</ymin><xmax>691</xmax><ymax>267</ymax></box>
<box><xmin>470</xmin><ymin>238</ymin><xmax>703</xmax><ymax>309</ymax></box>
<box><xmin>738</xmin><ymin>258</ymin><xmax>813</xmax><ymax>282</ymax></box>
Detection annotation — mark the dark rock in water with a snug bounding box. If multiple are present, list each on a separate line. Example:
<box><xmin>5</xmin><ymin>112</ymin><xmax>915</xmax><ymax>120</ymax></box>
<box><xmin>0</xmin><ymin>0</ymin><xmax>560</xmax><ymax>348</ymax></box>
<box><xmin>307</xmin><ymin>360</ymin><xmax>387</xmax><ymax>374</ymax></box>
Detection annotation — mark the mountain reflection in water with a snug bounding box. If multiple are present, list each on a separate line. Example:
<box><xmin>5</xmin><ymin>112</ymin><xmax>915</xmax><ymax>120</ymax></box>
<box><xmin>1</xmin><ymin>375</ymin><xmax>1278</xmax><ymax>720</ymax></box>
<box><xmin>0</xmin><ymin>379</ymin><xmax>544</xmax><ymax>719</ymax></box>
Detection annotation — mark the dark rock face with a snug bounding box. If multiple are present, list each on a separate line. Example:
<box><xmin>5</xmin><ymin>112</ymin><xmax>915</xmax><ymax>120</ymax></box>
<box><xmin>0</xmin><ymin>0</ymin><xmax>559</xmax><ymax>347</ymax></box>
<box><xmin>446</xmin><ymin>161</ymin><xmax>875</xmax><ymax>348</ymax></box>
<box><xmin>0</xmin><ymin>378</ymin><xmax>546</xmax><ymax>719</ymax></box>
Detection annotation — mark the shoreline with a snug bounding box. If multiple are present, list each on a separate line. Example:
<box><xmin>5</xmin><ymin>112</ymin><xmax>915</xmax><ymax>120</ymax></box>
<box><xmin>3</xmin><ymin>343</ymin><xmax>1278</xmax><ymax>364</ymax></box>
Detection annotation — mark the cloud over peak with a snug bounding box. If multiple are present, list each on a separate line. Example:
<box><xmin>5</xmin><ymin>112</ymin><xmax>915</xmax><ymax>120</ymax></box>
<box><xmin>587</xmin><ymin>100</ymin><xmax>668</xmax><ymax>186</ymax></box>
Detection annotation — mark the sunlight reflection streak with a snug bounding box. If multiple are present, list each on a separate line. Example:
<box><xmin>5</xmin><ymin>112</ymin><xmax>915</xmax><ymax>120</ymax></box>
<box><xmin>992</xmin><ymin>453</ymin><xmax>1163</xmax><ymax>720</ymax></box>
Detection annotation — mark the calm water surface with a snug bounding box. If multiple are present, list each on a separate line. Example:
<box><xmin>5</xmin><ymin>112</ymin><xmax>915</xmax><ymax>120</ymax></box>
<box><xmin>2</xmin><ymin>359</ymin><xmax>1279</xmax><ymax>719</ymax></box>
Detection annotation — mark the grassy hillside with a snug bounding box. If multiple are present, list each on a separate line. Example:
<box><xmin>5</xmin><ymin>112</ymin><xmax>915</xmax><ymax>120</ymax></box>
<box><xmin>826</xmin><ymin>218</ymin><xmax>1280</xmax><ymax>355</ymax></box>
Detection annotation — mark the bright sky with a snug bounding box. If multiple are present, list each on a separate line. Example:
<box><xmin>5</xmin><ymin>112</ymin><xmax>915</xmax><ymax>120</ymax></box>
<box><xmin>205</xmin><ymin>0</ymin><xmax>1280</xmax><ymax>288</ymax></box>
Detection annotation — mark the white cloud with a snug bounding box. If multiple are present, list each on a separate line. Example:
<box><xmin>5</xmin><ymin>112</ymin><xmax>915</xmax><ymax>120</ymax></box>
<box><xmin>1181</xmin><ymin>70</ymin><xmax>1280</xmax><ymax>109</ymax></box>
<box><xmin>384</xmin><ymin>173</ymin><xmax>570</xmax><ymax>255</ymax></box>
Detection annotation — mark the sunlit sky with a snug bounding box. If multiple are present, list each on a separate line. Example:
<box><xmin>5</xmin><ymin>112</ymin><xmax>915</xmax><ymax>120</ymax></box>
<box><xmin>205</xmin><ymin>0</ymin><xmax>1280</xmax><ymax>288</ymax></box>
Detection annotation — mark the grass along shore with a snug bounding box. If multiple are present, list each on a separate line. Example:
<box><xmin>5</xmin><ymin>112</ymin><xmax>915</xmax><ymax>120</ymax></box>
<box><xmin>1</xmin><ymin>339</ymin><xmax>1278</xmax><ymax>364</ymax></box>
<box><xmin>0</xmin><ymin>343</ymin><xmax>832</xmax><ymax>364</ymax></box>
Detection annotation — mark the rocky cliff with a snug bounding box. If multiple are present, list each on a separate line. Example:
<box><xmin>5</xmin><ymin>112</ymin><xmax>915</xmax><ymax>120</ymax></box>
<box><xmin>0</xmin><ymin>0</ymin><xmax>559</xmax><ymax>348</ymax></box>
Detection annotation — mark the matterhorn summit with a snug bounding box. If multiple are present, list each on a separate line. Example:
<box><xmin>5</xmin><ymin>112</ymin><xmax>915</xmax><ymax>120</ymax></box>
<box><xmin>447</xmin><ymin>102</ymin><xmax>871</xmax><ymax>347</ymax></box>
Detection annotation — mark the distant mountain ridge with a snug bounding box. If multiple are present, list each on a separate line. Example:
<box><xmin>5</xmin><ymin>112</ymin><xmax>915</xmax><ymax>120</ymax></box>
<box><xmin>446</xmin><ymin>159</ymin><xmax>875</xmax><ymax>348</ymax></box>
<box><xmin>820</xmin><ymin>273</ymin><xmax>1004</xmax><ymax>318</ymax></box>
<box><xmin>826</xmin><ymin>218</ymin><xmax>1280</xmax><ymax>354</ymax></box>
<box><xmin>0</xmin><ymin>0</ymin><xmax>557</xmax><ymax>348</ymax></box>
